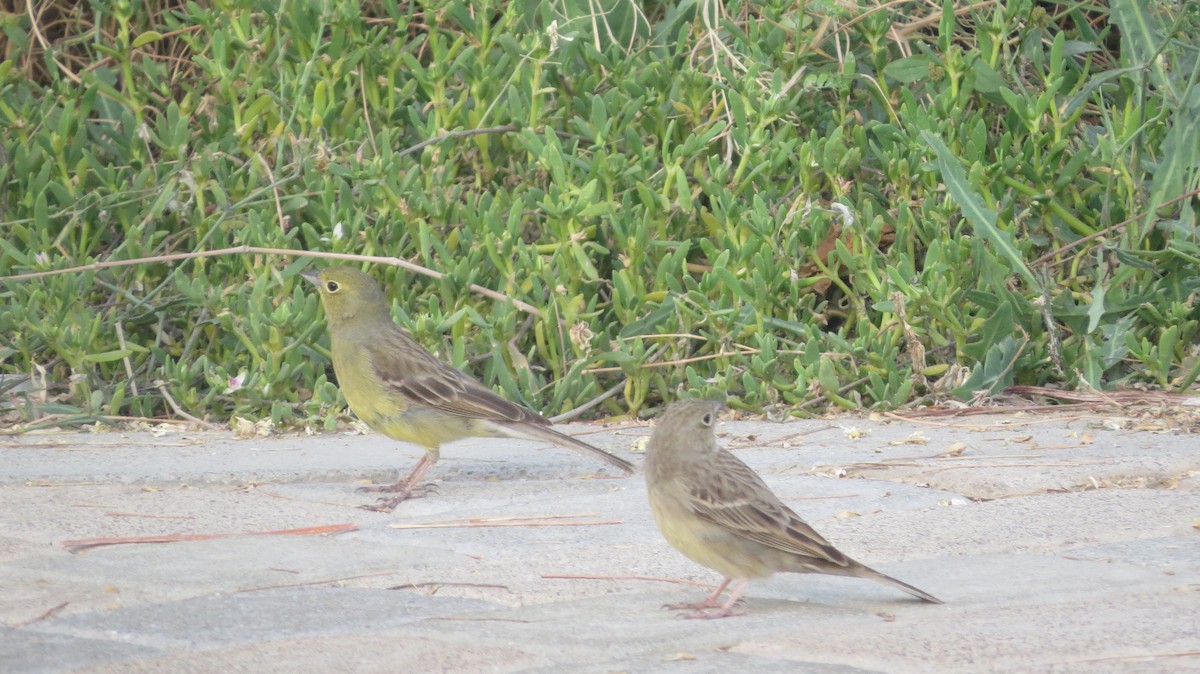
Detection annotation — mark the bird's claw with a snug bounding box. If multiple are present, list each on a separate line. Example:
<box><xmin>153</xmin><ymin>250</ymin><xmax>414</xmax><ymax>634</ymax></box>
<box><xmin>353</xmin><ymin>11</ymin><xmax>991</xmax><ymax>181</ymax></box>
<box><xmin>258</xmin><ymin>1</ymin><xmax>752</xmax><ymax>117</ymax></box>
<box><xmin>357</xmin><ymin>495</ymin><xmax>413</xmax><ymax>513</ymax></box>
<box><xmin>356</xmin><ymin>483</ymin><xmax>437</xmax><ymax>512</ymax></box>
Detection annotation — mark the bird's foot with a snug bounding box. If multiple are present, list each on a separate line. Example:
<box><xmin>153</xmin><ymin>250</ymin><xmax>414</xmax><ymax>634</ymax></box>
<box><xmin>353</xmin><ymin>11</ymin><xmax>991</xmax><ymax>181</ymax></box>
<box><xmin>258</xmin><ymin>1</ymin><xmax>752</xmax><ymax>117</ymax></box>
<box><xmin>663</xmin><ymin>599</ymin><xmax>720</xmax><ymax>611</ymax></box>
<box><xmin>664</xmin><ymin>589</ymin><xmax>744</xmax><ymax>617</ymax></box>
<box><xmin>357</xmin><ymin>494</ymin><xmax>413</xmax><ymax>513</ymax></box>
<box><xmin>677</xmin><ymin>607</ymin><xmax>748</xmax><ymax>620</ymax></box>
<box><xmin>356</xmin><ymin>483</ymin><xmax>437</xmax><ymax>512</ymax></box>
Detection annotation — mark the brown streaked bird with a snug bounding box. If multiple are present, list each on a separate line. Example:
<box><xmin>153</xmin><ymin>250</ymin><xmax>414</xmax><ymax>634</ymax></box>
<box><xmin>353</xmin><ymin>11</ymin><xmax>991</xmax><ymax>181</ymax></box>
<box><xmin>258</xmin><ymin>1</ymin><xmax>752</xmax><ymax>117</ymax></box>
<box><xmin>644</xmin><ymin>399</ymin><xmax>942</xmax><ymax>618</ymax></box>
<box><xmin>301</xmin><ymin>266</ymin><xmax>634</xmax><ymax>512</ymax></box>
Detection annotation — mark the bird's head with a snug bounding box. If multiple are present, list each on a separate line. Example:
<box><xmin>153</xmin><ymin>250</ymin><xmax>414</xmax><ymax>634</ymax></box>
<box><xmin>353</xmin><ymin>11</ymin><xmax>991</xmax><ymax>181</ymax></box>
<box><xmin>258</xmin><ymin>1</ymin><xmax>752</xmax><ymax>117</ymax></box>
<box><xmin>652</xmin><ymin>399</ymin><xmax>725</xmax><ymax>446</ymax></box>
<box><xmin>300</xmin><ymin>266</ymin><xmax>388</xmax><ymax>326</ymax></box>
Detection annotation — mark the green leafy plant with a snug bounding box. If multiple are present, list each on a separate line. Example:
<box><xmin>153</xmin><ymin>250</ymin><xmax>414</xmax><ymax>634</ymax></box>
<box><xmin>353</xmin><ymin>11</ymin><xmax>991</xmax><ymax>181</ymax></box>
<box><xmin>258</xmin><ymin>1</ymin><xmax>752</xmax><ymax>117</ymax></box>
<box><xmin>1</xmin><ymin>0</ymin><xmax>1197</xmax><ymax>430</ymax></box>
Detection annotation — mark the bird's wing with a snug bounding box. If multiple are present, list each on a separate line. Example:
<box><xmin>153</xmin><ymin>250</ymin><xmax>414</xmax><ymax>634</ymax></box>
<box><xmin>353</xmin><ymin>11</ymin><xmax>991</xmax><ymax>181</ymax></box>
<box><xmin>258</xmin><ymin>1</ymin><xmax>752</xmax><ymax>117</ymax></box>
<box><xmin>367</xmin><ymin>328</ymin><xmax>549</xmax><ymax>425</ymax></box>
<box><xmin>687</xmin><ymin>450</ymin><xmax>851</xmax><ymax>566</ymax></box>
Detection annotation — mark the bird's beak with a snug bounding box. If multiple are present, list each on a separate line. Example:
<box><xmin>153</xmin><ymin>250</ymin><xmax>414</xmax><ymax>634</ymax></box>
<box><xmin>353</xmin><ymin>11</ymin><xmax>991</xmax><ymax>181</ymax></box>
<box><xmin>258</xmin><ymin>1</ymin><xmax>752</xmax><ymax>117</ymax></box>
<box><xmin>300</xmin><ymin>269</ymin><xmax>320</xmax><ymax>286</ymax></box>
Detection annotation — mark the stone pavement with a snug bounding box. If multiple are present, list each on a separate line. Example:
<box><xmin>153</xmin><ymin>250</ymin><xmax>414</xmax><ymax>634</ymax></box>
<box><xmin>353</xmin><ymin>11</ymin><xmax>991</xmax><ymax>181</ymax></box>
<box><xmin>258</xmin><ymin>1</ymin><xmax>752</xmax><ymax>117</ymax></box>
<box><xmin>0</xmin><ymin>410</ymin><xmax>1197</xmax><ymax>673</ymax></box>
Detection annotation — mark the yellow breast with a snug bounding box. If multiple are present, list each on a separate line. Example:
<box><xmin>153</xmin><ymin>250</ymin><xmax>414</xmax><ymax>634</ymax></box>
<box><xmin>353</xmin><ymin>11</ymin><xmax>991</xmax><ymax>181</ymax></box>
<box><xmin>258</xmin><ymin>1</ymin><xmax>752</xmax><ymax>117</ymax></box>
<box><xmin>648</xmin><ymin>484</ymin><xmax>775</xmax><ymax>580</ymax></box>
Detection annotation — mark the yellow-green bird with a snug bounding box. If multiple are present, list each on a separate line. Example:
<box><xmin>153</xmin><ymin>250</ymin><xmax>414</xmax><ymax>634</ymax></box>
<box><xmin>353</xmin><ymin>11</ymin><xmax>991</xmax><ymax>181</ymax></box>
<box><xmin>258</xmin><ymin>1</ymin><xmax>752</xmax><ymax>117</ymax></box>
<box><xmin>301</xmin><ymin>266</ymin><xmax>635</xmax><ymax>512</ymax></box>
<box><xmin>645</xmin><ymin>399</ymin><xmax>942</xmax><ymax>618</ymax></box>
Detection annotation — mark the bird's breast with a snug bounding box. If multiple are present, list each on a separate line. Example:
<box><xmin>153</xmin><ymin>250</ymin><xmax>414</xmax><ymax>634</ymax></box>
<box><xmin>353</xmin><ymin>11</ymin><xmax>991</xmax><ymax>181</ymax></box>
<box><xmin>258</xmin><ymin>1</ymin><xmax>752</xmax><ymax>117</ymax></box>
<box><xmin>331</xmin><ymin>344</ymin><xmax>403</xmax><ymax>419</ymax></box>
<box><xmin>330</xmin><ymin>340</ymin><xmax>487</xmax><ymax>450</ymax></box>
<box><xmin>648</xmin><ymin>484</ymin><xmax>776</xmax><ymax>580</ymax></box>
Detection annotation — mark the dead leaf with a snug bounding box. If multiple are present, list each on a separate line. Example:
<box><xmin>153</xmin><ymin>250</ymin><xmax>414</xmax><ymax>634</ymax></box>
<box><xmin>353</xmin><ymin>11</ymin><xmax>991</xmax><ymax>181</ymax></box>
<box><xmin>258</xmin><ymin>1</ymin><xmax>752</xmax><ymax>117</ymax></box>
<box><xmin>841</xmin><ymin>425</ymin><xmax>870</xmax><ymax>440</ymax></box>
<box><xmin>232</xmin><ymin>416</ymin><xmax>275</xmax><ymax>438</ymax></box>
<box><xmin>940</xmin><ymin>442</ymin><xmax>967</xmax><ymax>457</ymax></box>
<box><xmin>889</xmin><ymin>432</ymin><xmax>928</xmax><ymax>446</ymax></box>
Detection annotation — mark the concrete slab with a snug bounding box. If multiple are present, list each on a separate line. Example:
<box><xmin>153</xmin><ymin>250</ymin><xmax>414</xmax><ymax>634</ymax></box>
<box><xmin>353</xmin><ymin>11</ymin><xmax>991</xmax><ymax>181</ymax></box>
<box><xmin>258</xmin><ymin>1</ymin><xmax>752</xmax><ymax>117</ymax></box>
<box><xmin>0</xmin><ymin>412</ymin><xmax>1197</xmax><ymax>672</ymax></box>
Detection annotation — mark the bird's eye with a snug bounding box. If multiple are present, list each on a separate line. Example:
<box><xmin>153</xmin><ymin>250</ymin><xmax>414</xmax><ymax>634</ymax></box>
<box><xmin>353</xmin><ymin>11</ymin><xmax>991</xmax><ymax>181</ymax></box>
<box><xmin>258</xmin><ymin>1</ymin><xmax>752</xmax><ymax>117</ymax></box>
<box><xmin>700</xmin><ymin>412</ymin><xmax>714</xmax><ymax>427</ymax></box>
<box><xmin>325</xmin><ymin>281</ymin><xmax>340</xmax><ymax>292</ymax></box>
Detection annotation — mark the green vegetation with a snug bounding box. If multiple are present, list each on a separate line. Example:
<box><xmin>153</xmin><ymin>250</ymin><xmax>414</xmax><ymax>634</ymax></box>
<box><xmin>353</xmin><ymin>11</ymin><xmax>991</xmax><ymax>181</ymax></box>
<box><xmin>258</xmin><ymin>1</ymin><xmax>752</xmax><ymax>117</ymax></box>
<box><xmin>1</xmin><ymin>0</ymin><xmax>1198</xmax><ymax>430</ymax></box>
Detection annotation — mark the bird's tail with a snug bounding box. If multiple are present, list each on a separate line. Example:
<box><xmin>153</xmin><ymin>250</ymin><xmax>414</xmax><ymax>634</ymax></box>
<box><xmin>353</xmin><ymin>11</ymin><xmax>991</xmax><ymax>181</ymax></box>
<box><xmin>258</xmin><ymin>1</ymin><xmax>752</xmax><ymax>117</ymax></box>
<box><xmin>856</xmin><ymin>565</ymin><xmax>942</xmax><ymax>604</ymax></box>
<box><xmin>497</xmin><ymin>422</ymin><xmax>636</xmax><ymax>475</ymax></box>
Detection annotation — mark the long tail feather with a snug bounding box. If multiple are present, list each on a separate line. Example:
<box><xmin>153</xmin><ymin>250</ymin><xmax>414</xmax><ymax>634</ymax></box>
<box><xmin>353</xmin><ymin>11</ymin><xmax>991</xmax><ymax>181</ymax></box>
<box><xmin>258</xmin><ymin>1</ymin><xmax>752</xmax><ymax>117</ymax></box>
<box><xmin>499</xmin><ymin>422</ymin><xmax>636</xmax><ymax>474</ymax></box>
<box><xmin>860</xmin><ymin>566</ymin><xmax>943</xmax><ymax>604</ymax></box>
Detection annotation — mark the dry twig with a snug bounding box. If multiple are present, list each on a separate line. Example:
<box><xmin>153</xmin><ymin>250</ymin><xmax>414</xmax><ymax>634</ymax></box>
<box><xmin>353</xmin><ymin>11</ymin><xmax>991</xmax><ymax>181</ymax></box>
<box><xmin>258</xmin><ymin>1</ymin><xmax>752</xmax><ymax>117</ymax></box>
<box><xmin>62</xmin><ymin>522</ymin><xmax>357</xmax><ymax>553</ymax></box>
<box><xmin>390</xmin><ymin>514</ymin><xmax>619</xmax><ymax>530</ymax></box>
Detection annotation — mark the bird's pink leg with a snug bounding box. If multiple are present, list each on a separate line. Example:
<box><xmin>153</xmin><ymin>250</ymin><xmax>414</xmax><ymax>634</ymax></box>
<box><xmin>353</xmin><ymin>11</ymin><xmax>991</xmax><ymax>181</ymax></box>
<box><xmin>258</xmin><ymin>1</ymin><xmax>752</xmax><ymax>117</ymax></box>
<box><xmin>682</xmin><ymin>579</ymin><xmax>750</xmax><ymax>619</ymax></box>
<box><xmin>358</xmin><ymin>455</ymin><xmax>438</xmax><ymax>512</ymax></box>
<box><xmin>665</xmin><ymin>578</ymin><xmax>733</xmax><ymax>611</ymax></box>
